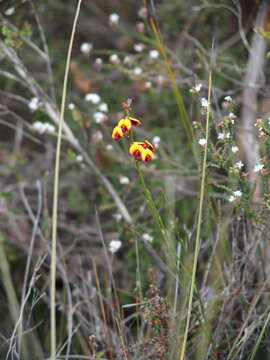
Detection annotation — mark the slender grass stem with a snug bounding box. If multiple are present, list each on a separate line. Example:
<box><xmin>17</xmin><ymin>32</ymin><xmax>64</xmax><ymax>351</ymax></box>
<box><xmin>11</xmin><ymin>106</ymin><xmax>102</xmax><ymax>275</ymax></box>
<box><xmin>135</xmin><ymin>161</ymin><xmax>177</xmax><ymax>273</ymax></box>
<box><xmin>145</xmin><ymin>4</ymin><xmax>194</xmax><ymax>150</ymax></box>
<box><xmin>179</xmin><ymin>70</ymin><xmax>212</xmax><ymax>360</ymax></box>
<box><xmin>249</xmin><ymin>309</ymin><xmax>270</xmax><ymax>360</ymax></box>
<box><xmin>50</xmin><ymin>1</ymin><xmax>82</xmax><ymax>359</ymax></box>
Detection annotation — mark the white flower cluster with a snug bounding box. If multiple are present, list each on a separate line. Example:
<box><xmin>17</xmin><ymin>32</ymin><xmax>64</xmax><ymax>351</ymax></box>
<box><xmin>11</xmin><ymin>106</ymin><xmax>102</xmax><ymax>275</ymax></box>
<box><xmin>224</xmin><ymin>95</ymin><xmax>232</xmax><ymax>102</ymax></box>
<box><xmin>85</xmin><ymin>93</ymin><xmax>101</xmax><ymax>104</ymax></box>
<box><xmin>134</xmin><ymin>43</ymin><xmax>145</xmax><ymax>52</ymax></box>
<box><xmin>109</xmin><ymin>13</ymin><xmax>120</xmax><ymax>25</ymax></box>
<box><xmin>235</xmin><ymin>161</ymin><xmax>244</xmax><ymax>169</ymax></box>
<box><xmin>5</xmin><ymin>7</ymin><xmax>15</xmax><ymax>16</ymax></box>
<box><xmin>28</xmin><ymin>97</ymin><xmax>40</xmax><ymax>111</ymax></box>
<box><xmin>93</xmin><ymin>112</ymin><xmax>107</xmax><ymax>124</ymax></box>
<box><xmin>198</xmin><ymin>138</ymin><xmax>207</xmax><ymax>146</ymax></box>
<box><xmin>133</xmin><ymin>67</ymin><xmax>143</xmax><ymax>75</ymax></box>
<box><xmin>68</xmin><ymin>103</ymin><xmax>75</xmax><ymax>110</ymax></box>
<box><xmin>194</xmin><ymin>83</ymin><xmax>202</xmax><ymax>92</ymax></box>
<box><xmin>80</xmin><ymin>42</ymin><xmax>92</xmax><ymax>54</ymax></box>
<box><xmin>218</xmin><ymin>132</ymin><xmax>230</xmax><ymax>140</ymax></box>
<box><xmin>110</xmin><ymin>54</ymin><xmax>120</xmax><ymax>64</ymax></box>
<box><xmin>149</xmin><ymin>50</ymin><xmax>159</xmax><ymax>59</ymax></box>
<box><xmin>33</xmin><ymin>121</ymin><xmax>55</xmax><ymax>134</ymax></box>
<box><xmin>228</xmin><ymin>190</ymin><xmax>242</xmax><ymax>202</ymax></box>
<box><xmin>152</xmin><ymin>136</ymin><xmax>161</xmax><ymax>148</ymax></box>
<box><xmin>109</xmin><ymin>240</ymin><xmax>122</xmax><ymax>254</ymax></box>
<box><xmin>201</xmin><ymin>98</ymin><xmax>209</xmax><ymax>108</ymax></box>
<box><xmin>254</xmin><ymin>119</ymin><xmax>265</xmax><ymax>137</ymax></box>
<box><xmin>84</xmin><ymin>93</ymin><xmax>108</xmax><ymax>123</ymax></box>
<box><xmin>142</xmin><ymin>233</ymin><xmax>154</xmax><ymax>243</ymax></box>
<box><xmin>254</xmin><ymin>163</ymin><xmax>264</xmax><ymax>173</ymax></box>
<box><xmin>119</xmin><ymin>176</ymin><xmax>130</xmax><ymax>185</ymax></box>
<box><xmin>231</xmin><ymin>146</ymin><xmax>239</xmax><ymax>153</ymax></box>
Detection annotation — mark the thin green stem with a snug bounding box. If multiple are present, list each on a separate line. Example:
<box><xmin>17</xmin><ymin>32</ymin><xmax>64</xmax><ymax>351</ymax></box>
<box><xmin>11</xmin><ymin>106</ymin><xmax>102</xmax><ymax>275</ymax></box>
<box><xmin>50</xmin><ymin>1</ymin><xmax>82</xmax><ymax>359</ymax></box>
<box><xmin>179</xmin><ymin>70</ymin><xmax>212</xmax><ymax>360</ymax></box>
<box><xmin>249</xmin><ymin>309</ymin><xmax>270</xmax><ymax>360</ymax></box>
<box><xmin>135</xmin><ymin>161</ymin><xmax>176</xmax><ymax>270</ymax></box>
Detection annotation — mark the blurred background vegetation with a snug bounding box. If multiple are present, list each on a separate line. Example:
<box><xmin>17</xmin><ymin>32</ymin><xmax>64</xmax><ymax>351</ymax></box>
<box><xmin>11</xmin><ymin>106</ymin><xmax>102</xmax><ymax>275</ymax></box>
<box><xmin>1</xmin><ymin>0</ymin><xmax>270</xmax><ymax>359</ymax></box>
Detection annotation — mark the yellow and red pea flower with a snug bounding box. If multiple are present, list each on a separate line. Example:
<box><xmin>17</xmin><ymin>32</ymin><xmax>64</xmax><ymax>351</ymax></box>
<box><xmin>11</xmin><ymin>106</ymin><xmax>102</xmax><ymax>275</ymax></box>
<box><xmin>112</xmin><ymin>117</ymin><xmax>141</xmax><ymax>139</ymax></box>
<box><xmin>142</xmin><ymin>140</ymin><xmax>155</xmax><ymax>152</ymax></box>
<box><xmin>112</xmin><ymin>126</ymin><xmax>124</xmax><ymax>140</ymax></box>
<box><xmin>129</xmin><ymin>141</ymin><xmax>155</xmax><ymax>162</ymax></box>
<box><xmin>141</xmin><ymin>148</ymin><xmax>155</xmax><ymax>162</ymax></box>
<box><xmin>128</xmin><ymin>117</ymin><xmax>141</xmax><ymax>126</ymax></box>
<box><xmin>118</xmin><ymin>118</ymin><xmax>132</xmax><ymax>134</ymax></box>
<box><xmin>129</xmin><ymin>142</ymin><xmax>145</xmax><ymax>160</ymax></box>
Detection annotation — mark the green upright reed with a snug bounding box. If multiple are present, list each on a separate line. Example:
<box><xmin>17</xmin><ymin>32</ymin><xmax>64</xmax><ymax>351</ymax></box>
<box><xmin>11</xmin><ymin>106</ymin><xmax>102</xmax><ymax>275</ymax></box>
<box><xmin>50</xmin><ymin>1</ymin><xmax>82</xmax><ymax>359</ymax></box>
<box><xmin>179</xmin><ymin>70</ymin><xmax>212</xmax><ymax>360</ymax></box>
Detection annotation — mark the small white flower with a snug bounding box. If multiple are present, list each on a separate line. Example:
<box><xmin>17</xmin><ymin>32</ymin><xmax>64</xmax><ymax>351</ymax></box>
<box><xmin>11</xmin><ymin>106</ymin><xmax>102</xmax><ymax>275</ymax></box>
<box><xmin>152</xmin><ymin>136</ymin><xmax>161</xmax><ymax>148</ymax></box>
<box><xmin>76</xmin><ymin>155</ymin><xmax>83</xmax><ymax>163</ymax></box>
<box><xmin>109</xmin><ymin>13</ymin><xmax>120</xmax><ymax>25</ymax></box>
<box><xmin>98</xmin><ymin>103</ymin><xmax>108</xmax><ymax>113</ymax></box>
<box><xmin>80</xmin><ymin>42</ymin><xmax>93</xmax><ymax>54</ymax></box>
<box><xmin>254</xmin><ymin>163</ymin><xmax>264</xmax><ymax>172</ymax></box>
<box><xmin>201</xmin><ymin>98</ymin><xmax>209</xmax><ymax>108</ymax></box>
<box><xmin>194</xmin><ymin>83</ymin><xmax>202</xmax><ymax>92</ymax></box>
<box><xmin>149</xmin><ymin>50</ymin><xmax>159</xmax><ymax>59</ymax></box>
<box><xmin>93</xmin><ymin>112</ymin><xmax>107</xmax><ymax>123</ymax></box>
<box><xmin>68</xmin><ymin>103</ymin><xmax>75</xmax><ymax>110</ymax></box>
<box><xmin>231</xmin><ymin>146</ymin><xmax>239</xmax><ymax>153</ymax></box>
<box><xmin>133</xmin><ymin>67</ymin><xmax>143</xmax><ymax>75</ymax></box>
<box><xmin>234</xmin><ymin>190</ymin><xmax>242</xmax><ymax>198</ymax></box>
<box><xmin>33</xmin><ymin>121</ymin><xmax>55</xmax><ymax>134</ymax></box>
<box><xmin>142</xmin><ymin>233</ymin><xmax>154</xmax><ymax>243</ymax></box>
<box><xmin>85</xmin><ymin>93</ymin><xmax>101</xmax><ymax>104</ymax></box>
<box><xmin>198</xmin><ymin>138</ymin><xmax>207</xmax><ymax>146</ymax></box>
<box><xmin>33</xmin><ymin>122</ymin><xmax>44</xmax><ymax>133</ymax></box>
<box><xmin>4</xmin><ymin>7</ymin><xmax>15</xmax><ymax>16</ymax></box>
<box><xmin>113</xmin><ymin>213</ymin><xmax>122</xmax><ymax>222</ymax></box>
<box><xmin>224</xmin><ymin>95</ymin><xmax>232</xmax><ymax>102</ymax></box>
<box><xmin>94</xmin><ymin>58</ymin><xmax>103</xmax><ymax>67</ymax></box>
<box><xmin>106</xmin><ymin>144</ymin><xmax>113</xmax><ymax>151</ymax></box>
<box><xmin>45</xmin><ymin>123</ymin><xmax>56</xmax><ymax>134</ymax></box>
<box><xmin>145</xmin><ymin>81</ymin><xmax>152</xmax><ymax>88</ymax></box>
<box><xmin>218</xmin><ymin>133</ymin><xmax>225</xmax><ymax>140</ymax></box>
<box><xmin>109</xmin><ymin>240</ymin><xmax>122</xmax><ymax>254</ymax></box>
<box><xmin>228</xmin><ymin>190</ymin><xmax>242</xmax><ymax>202</ymax></box>
<box><xmin>119</xmin><ymin>176</ymin><xmax>130</xmax><ymax>185</ymax></box>
<box><xmin>28</xmin><ymin>97</ymin><xmax>40</xmax><ymax>111</ymax></box>
<box><xmin>109</xmin><ymin>54</ymin><xmax>120</xmax><ymax>64</ymax></box>
<box><xmin>228</xmin><ymin>112</ymin><xmax>236</xmax><ymax>119</ymax></box>
<box><xmin>134</xmin><ymin>43</ymin><xmax>145</xmax><ymax>52</ymax></box>
<box><xmin>235</xmin><ymin>161</ymin><xmax>244</xmax><ymax>169</ymax></box>
<box><xmin>123</xmin><ymin>56</ymin><xmax>132</xmax><ymax>65</ymax></box>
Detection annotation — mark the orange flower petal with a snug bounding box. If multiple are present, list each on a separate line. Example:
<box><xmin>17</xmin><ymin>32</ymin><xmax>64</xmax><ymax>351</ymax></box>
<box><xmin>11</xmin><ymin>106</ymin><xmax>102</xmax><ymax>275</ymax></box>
<box><xmin>112</xmin><ymin>126</ymin><xmax>124</xmax><ymax>140</ymax></box>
